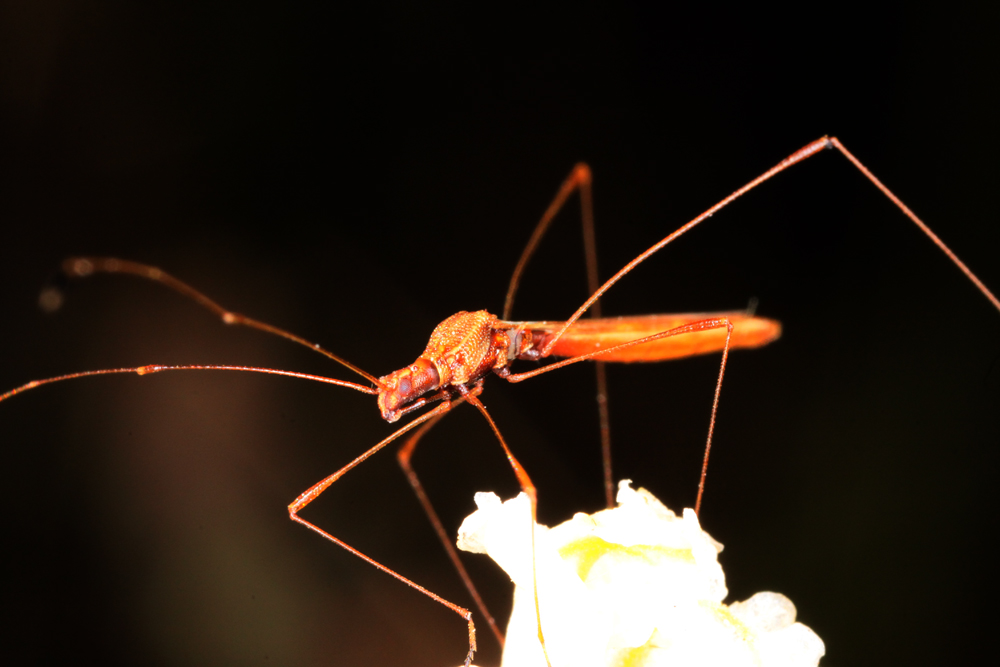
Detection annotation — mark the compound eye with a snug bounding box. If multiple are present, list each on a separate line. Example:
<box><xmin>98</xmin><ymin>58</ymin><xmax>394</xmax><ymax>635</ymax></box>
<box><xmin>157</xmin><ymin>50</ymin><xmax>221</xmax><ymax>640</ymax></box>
<box><xmin>399</xmin><ymin>377</ymin><xmax>411</xmax><ymax>395</ymax></box>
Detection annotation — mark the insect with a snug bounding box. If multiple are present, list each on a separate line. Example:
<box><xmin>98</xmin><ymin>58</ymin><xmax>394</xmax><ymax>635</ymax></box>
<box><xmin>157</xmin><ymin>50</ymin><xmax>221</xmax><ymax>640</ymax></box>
<box><xmin>2</xmin><ymin>137</ymin><xmax>997</xmax><ymax>666</ymax></box>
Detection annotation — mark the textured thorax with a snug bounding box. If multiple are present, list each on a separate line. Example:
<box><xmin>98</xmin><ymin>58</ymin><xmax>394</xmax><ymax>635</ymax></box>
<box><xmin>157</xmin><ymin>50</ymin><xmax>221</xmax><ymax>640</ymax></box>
<box><xmin>376</xmin><ymin>310</ymin><xmax>516</xmax><ymax>423</ymax></box>
<box><xmin>422</xmin><ymin>310</ymin><xmax>505</xmax><ymax>386</ymax></box>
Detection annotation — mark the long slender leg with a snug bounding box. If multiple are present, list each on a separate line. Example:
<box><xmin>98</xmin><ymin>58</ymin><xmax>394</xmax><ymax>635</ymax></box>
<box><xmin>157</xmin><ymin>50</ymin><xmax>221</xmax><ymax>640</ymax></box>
<box><xmin>502</xmin><ymin>164</ymin><xmax>616</xmax><ymax>507</ymax></box>
<box><xmin>462</xmin><ymin>389</ymin><xmax>553</xmax><ymax>667</ymax></box>
<box><xmin>694</xmin><ymin>320</ymin><xmax>733</xmax><ymax>515</ymax></box>
<box><xmin>593</xmin><ymin>362</ymin><xmax>613</xmax><ymax>507</ymax></box>
<box><xmin>49</xmin><ymin>257</ymin><xmax>383</xmax><ymax>386</ymax></box>
<box><xmin>503</xmin><ymin>163</ymin><xmax>594</xmax><ymax>319</ymax></box>
<box><xmin>287</xmin><ymin>401</ymin><xmax>479</xmax><ymax>667</ymax></box>
<box><xmin>507</xmin><ymin>317</ymin><xmax>734</xmax><ymax>513</ymax></box>
<box><xmin>827</xmin><ymin>138</ymin><xmax>1000</xmax><ymax>312</ymax></box>
<box><xmin>538</xmin><ymin>137</ymin><xmax>999</xmax><ymax>359</ymax></box>
<box><xmin>396</xmin><ymin>395</ymin><xmax>507</xmax><ymax>649</ymax></box>
<box><xmin>575</xmin><ymin>170</ymin><xmax>616</xmax><ymax>509</ymax></box>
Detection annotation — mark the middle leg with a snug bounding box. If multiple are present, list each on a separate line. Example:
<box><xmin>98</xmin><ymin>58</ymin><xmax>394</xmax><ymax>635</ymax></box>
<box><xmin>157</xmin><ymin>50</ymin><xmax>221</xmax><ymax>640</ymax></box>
<box><xmin>396</xmin><ymin>394</ymin><xmax>506</xmax><ymax>649</ymax></box>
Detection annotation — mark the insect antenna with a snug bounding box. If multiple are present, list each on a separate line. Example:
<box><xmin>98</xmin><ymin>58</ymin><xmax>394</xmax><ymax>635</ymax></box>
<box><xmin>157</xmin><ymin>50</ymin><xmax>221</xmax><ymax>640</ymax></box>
<box><xmin>45</xmin><ymin>257</ymin><xmax>385</xmax><ymax>388</ymax></box>
<box><xmin>0</xmin><ymin>365</ymin><xmax>377</xmax><ymax>404</ymax></box>
<box><xmin>2</xmin><ymin>257</ymin><xmax>387</xmax><ymax>404</ymax></box>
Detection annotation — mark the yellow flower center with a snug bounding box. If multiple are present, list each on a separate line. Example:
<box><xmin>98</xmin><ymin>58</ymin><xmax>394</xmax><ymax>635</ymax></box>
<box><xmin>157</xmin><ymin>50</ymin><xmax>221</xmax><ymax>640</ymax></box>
<box><xmin>558</xmin><ymin>535</ymin><xmax>695</xmax><ymax>581</ymax></box>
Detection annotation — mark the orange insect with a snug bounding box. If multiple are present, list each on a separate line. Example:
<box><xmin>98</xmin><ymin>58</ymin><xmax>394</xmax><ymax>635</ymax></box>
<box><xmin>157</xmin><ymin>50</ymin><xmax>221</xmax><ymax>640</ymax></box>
<box><xmin>2</xmin><ymin>137</ymin><xmax>997</xmax><ymax>667</ymax></box>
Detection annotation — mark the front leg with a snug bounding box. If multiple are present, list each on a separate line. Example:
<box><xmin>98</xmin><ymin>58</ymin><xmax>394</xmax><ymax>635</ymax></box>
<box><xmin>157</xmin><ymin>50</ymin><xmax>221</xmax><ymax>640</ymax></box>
<box><xmin>287</xmin><ymin>401</ymin><xmax>478</xmax><ymax>667</ymax></box>
<box><xmin>396</xmin><ymin>390</ymin><xmax>506</xmax><ymax>649</ymax></box>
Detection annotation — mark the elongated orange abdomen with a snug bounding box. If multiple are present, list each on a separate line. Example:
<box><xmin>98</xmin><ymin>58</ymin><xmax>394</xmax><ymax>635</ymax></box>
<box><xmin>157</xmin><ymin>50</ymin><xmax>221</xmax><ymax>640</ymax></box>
<box><xmin>526</xmin><ymin>312</ymin><xmax>781</xmax><ymax>362</ymax></box>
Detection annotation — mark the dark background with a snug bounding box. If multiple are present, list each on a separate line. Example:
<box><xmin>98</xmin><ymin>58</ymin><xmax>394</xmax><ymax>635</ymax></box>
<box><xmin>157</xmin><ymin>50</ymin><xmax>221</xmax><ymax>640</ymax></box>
<box><xmin>1</xmin><ymin>2</ymin><xmax>998</xmax><ymax>666</ymax></box>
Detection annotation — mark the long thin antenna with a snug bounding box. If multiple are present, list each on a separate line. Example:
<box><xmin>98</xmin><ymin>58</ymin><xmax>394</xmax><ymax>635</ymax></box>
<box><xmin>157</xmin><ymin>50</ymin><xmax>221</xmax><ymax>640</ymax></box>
<box><xmin>51</xmin><ymin>258</ymin><xmax>385</xmax><ymax>387</ymax></box>
<box><xmin>0</xmin><ymin>365</ymin><xmax>377</xmax><ymax>404</ymax></box>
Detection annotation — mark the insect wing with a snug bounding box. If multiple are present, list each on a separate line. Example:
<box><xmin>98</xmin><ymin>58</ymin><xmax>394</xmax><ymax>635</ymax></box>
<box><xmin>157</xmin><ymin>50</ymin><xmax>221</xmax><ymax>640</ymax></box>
<box><xmin>526</xmin><ymin>312</ymin><xmax>781</xmax><ymax>362</ymax></box>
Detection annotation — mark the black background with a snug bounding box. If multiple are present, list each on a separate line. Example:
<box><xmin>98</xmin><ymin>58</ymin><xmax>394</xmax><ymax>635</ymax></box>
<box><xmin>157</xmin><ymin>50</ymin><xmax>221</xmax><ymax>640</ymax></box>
<box><xmin>1</xmin><ymin>2</ymin><xmax>998</xmax><ymax>666</ymax></box>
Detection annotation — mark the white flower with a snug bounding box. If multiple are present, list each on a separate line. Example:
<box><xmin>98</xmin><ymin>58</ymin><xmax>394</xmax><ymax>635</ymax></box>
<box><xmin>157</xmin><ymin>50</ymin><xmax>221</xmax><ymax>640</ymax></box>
<box><xmin>457</xmin><ymin>480</ymin><xmax>824</xmax><ymax>667</ymax></box>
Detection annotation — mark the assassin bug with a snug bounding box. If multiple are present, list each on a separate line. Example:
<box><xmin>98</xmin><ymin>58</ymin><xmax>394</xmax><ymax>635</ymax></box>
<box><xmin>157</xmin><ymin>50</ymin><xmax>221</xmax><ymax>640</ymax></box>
<box><xmin>2</xmin><ymin>137</ymin><xmax>997</xmax><ymax>666</ymax></box>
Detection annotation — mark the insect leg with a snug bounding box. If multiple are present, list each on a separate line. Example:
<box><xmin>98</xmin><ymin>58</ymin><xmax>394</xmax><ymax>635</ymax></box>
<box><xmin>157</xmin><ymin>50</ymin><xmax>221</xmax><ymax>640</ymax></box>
<box><xmin>502</xmin><ymin>163</ymin><xmax>616</xmax><ymax>507</ymax></box>
<box><xmin>396</xmin><ymin>394</ymin><xmax>506</xmax><ymax>649</ymax></box>
<box><xmin>507</xmin><ymin>317</ymin><xmax>734</xmax><ymax>513</ymax></box>
<box><xmin>287</xmin><ymin>401</ymin><xmax>479</xmax><ymax>667</ymax></box>
<box><xmin>503</xmin><ymin>163</ymin><xmax>595</xmax><ymax>319</ymax></box>
<box><xmin>540</xmin><ymin>137</ymin><xmax>999</xmax><ymax>361</ymax></box>
<box><xmin>827</xmin><ymin>137</ymin><xmax>1000</xmax><ymax>312</ymax></box>
<box><xmin>462</xmin><ymin>387</ymin><xmax>553</xmax><ymax>667</ymax></box>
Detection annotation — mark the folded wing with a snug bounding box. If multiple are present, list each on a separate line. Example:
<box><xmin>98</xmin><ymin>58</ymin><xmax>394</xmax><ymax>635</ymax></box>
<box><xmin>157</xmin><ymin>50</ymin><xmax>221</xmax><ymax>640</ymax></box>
<box><xmin>521</xmin><ymin>312</ymin><xmax>781</xmax><ymax>363</ymax></box>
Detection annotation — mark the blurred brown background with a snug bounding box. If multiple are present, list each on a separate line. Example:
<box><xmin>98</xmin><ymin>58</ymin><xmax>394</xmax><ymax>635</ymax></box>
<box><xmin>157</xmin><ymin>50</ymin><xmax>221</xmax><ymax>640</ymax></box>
<box><xmin>1</xmin><ymin>2</ymin><xmax>998</xmax><ymax>666</ymax></box>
